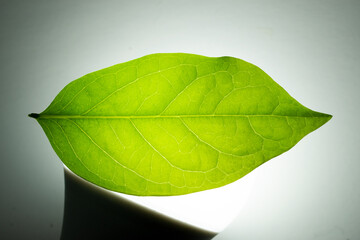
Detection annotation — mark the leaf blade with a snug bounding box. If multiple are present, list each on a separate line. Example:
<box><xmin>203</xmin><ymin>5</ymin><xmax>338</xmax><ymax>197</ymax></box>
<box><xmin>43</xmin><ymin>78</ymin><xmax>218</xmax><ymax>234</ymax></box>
<box><xmin>34</xmin><ymin>53</ymin><xmax>331</xmax><ymax>196</ymax></box>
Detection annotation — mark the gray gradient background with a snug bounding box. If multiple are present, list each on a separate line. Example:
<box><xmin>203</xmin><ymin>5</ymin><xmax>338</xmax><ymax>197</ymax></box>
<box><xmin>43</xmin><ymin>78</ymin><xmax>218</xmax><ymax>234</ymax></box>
<box><xmin>1</xmin><ymin>0</ymin><xmax>359</xmax><ymax>239</ymax></box>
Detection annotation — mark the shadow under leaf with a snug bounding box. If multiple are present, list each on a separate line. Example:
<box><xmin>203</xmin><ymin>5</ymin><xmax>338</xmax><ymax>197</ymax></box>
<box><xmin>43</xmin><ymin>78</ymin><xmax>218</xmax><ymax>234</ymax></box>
<box><xmin>60</xmin><ymin>169</ymin><xmax>217</xmax><ymax>240</ymax></box>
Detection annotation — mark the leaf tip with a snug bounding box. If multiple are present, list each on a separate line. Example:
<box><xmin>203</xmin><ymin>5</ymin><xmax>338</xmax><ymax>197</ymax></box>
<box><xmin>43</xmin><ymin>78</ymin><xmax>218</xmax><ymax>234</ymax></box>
<box><xmin>28</xmin><ymin>113</ymin><xmax>40</xmax><ymax>119</ymax></box>
<box><xmin>317</xmin><ymin>112</ymin><xmax>332</xmax><ymax>128</ymax></box>
<box><xmin>324</xmin><ymin>113</ymin><xmax>333</xmax><ymax>122</ymax></box>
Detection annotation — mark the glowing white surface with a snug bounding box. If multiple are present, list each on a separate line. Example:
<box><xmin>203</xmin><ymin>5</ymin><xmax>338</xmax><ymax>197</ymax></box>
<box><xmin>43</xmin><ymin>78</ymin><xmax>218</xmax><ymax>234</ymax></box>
<box><xmin>65</xmin><ymin>165</ymin><xmax>254</xmax><ymax>233</ymax></box>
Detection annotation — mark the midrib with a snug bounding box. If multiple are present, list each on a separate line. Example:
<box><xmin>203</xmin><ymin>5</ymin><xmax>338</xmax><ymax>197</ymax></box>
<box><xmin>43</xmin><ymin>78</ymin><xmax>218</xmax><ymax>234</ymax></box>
<box><xmin>34</xmin><ymin>114</ymin><xmax>327</xmax><ymax>119</ymax></box>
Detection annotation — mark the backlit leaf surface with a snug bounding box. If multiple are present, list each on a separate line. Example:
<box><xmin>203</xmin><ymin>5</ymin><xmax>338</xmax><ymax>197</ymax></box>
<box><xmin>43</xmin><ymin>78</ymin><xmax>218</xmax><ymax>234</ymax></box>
<box><xmin>31</xmin><ymin>53</ymin><xmax>331</xmax><ymax>196</ymax></box>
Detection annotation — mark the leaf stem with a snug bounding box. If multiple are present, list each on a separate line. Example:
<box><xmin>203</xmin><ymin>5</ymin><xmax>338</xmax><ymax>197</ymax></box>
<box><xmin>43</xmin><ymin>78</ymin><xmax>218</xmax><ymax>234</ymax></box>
<box><xmin>28</xmin><ymin>113</ymin><xmax>40</xmax><ymax>119</ymax></box>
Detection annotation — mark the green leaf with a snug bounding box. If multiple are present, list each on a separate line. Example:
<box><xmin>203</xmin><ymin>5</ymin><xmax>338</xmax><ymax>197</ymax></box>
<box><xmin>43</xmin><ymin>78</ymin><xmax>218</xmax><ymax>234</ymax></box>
<box><xmin>30</xmin><ymin>53</ymin><xmax>331</xmax><ymax>196</ymax></box>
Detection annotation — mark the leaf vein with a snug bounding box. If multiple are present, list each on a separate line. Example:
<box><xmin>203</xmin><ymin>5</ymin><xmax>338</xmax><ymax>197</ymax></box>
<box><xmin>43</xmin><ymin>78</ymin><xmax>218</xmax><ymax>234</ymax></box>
<box><xmin>129</xmin><ymin>119</ymin><xmax>205</xmax><ymax>173</ymax></box>
<box><xmin>179</xmin><ymin>117</ymin><xmax>239</xmax><ymax>159</ymax></box>
<box><xmin>68</xmin><ymin>119</ymin><xmax>183</xmax><ymax>188</ymax></box>
<box><xmin>81</xmin><ymin>64</ymin><xmax>194</xmax><ymax>115</ymax></box>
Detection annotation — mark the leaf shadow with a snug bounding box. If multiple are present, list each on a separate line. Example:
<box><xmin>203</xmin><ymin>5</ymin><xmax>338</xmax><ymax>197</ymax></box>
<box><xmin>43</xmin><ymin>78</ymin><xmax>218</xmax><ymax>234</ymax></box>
<box><xmin>60</xmin><ymin>168</ymin><xmax>217</xmax><ymax>240</ymax></box>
